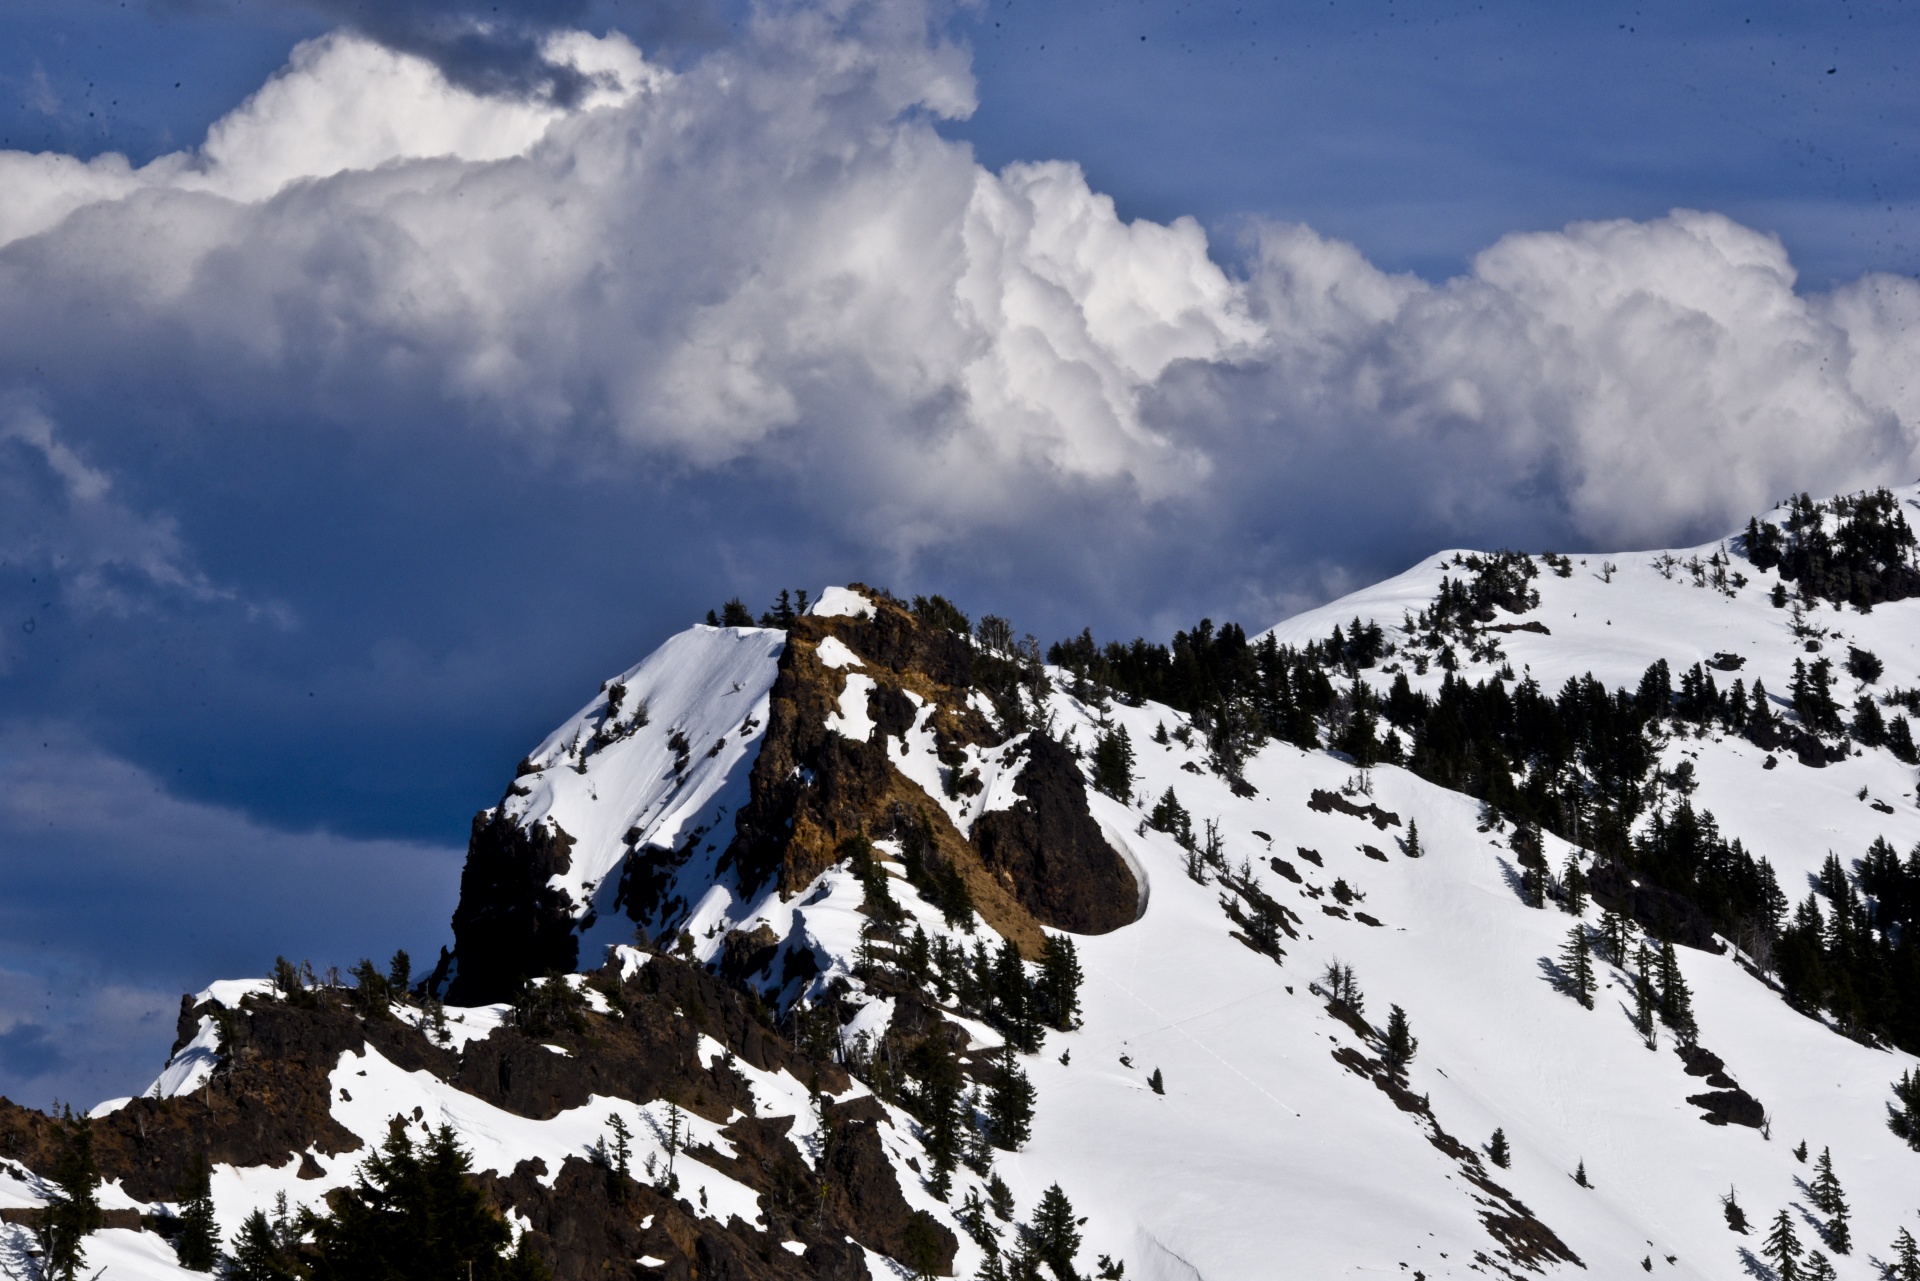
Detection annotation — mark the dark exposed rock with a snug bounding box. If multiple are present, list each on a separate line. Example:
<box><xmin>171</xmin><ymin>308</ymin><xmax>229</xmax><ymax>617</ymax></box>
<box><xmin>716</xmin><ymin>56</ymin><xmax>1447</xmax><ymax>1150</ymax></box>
<box><xmin>446</xmin><ymin>809</ymin><xmax>582</xmax><ymax>1004</ymax></box>
<box><xmin>1307</xmin><ymin>790</ymin><xmax>1402</xmax><ymax>829</ymax></box>
<box><xmin>972</xmin><ymin>733</ymin><xmax>1139</xmax><ymax>934</ymax></box>
<box><xmin>484</xmin><ymin>1154</ymin><xmax>859</xmax><ymax>1281</ymax></box>
<box><xmin>721</xmin><ymin>925</ymin><xmax>782</xmax><ymax>985</ymax></box>
<box><xmin>1586</xmin><ymin>860</ymin><xmax>1725</xmax><ymax>953</ymax></box>
<box><xmin>823</xmin><ymin>1114</ymin><xmax>956</xmax><ymax>1274</ymax></box>
<box><xmin>1688</xmin><ymin>1089</ymin><xmax>1766</xmax><ymax>1128</ymax></box>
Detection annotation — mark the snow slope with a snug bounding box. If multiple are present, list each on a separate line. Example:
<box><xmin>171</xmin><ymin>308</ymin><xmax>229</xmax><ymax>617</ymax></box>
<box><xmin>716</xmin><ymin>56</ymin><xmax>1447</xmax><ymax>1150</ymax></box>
<box><xmin>11</xmin><ymin>504</ymin><xmax>1920</xmax><ymax>1279</ymax></box>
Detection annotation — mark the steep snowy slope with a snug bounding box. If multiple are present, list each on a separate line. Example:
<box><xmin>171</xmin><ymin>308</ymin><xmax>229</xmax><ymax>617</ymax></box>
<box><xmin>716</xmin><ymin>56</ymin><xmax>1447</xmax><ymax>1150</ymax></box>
<box><xmin>6</xmin><ymin>494</ymin><xmax>1920</xmax><ymax>1281</ymax></box>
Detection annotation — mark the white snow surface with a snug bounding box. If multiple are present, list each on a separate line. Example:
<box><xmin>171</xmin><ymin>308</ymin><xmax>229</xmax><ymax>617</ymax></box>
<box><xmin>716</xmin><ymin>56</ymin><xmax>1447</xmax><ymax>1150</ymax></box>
<box><xmin>42</xmin><ymin>538</ymin><xmax>1920</xmax><ymax>1278</ymax></box>
<box><xmin>807</xmin><ymin>586</ymin><xmax>876</xmax><ymax>619</ymax></box>
<box><xmin>503</xmin><ymin>623</ymin><xmax>785</xmax><ymax>925</ymax></box>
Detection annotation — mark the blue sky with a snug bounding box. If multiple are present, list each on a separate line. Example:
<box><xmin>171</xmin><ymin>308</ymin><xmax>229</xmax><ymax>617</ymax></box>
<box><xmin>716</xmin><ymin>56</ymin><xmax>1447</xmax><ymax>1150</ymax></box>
<box><xmin>0</xmin><ymin>0</ymin><xmax>1916</xmax><ymax>1105</ymax></box>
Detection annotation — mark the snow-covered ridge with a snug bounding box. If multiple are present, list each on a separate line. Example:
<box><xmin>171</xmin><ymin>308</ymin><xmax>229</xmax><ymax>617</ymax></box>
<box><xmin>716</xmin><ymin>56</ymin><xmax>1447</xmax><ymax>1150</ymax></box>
<box><xmin>502</xmin><ymin>623</ymin><xmax>785</xmax><ymax>923</ymax></box>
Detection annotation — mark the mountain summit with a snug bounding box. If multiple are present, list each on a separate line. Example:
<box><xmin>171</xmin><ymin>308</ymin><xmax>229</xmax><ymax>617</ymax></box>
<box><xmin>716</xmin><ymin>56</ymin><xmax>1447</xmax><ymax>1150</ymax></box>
<box><xmin>5</xmin><ymin>489</ymin><xmax>1920</xmax><ymax>1280</ymax></box>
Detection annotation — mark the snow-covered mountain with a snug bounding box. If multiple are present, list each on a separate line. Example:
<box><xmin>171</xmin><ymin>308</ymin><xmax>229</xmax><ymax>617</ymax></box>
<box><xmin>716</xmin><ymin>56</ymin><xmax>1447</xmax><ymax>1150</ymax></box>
<box><xmin>6</xmin><ymin>490</ymin><xmax>1920</xmax><ymax>1281</ymax></box>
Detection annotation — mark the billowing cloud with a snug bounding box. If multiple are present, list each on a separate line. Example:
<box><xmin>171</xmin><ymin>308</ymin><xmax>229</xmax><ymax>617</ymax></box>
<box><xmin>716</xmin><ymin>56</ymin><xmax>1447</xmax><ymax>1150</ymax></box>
<box><xmin>1</xmin><ymin>5</ymin><xmax>1912</xmax><ymax>566</ymax></box>
<box><xmin>3</xmin><ymin>0</ymin><xmax>1920</xmax><ymax>1098</ymax></box>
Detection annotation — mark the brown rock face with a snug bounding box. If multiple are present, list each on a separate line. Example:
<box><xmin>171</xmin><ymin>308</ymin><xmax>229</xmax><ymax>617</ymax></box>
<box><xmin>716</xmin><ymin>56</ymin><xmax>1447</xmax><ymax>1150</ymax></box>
<box><xmin>720</xmin><ymin>587</ymin><xmax>1138</xmax><ymax>950</ymax></box>
<box><xmin>972</xmin><ymin>734</ymin><xmax>1139</xmax><ymax>934</ymax></box>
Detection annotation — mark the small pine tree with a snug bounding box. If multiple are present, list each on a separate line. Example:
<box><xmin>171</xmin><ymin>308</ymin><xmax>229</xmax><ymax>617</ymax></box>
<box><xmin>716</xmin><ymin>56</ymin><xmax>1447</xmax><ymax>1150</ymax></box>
<box><xmin>1632</xmin><ymin>943</ymin><xmax>1658</xmax><ymax>1049</ymax></box>
<box><xmin>1382</xmin><ymin>1005</ymin><xmax>1418</xmax><ymax>1074</ymax></box>
<box><xmin>387</xmin><ymin>949</ymin><xmax>412</xmax><ymax>998</ymax></box>
<box><xmin>1488</xmin><ymin>1128</ymin><xmax>1510</xmax><ymax>1168</ymax></box>
<box><xmin>1764</xmin><ymin>1208</ymin><xmax>1805</xmax><ymax>1281</ymax></box>
<box><xmin>1721</xmin><ymin>1186</ymin><xmax>1747</xmax><ymax>1233</ymax></box>
<box><xmin>1147</xmin><ymin>1068</ymin><xmax>1165</xmax><ymax>1096</ymax></box>
<box><xmin>1573</xmin><ymin>1159</ymin><xmax>1589</xmax><ymax>1188</ymax></box>
<box><xmin>1598</xmin><ymin>908</ymin><xmax>1629</xmax><ymax>965</ymax></box>
<box><xmin>1090</xmin><ymin>726</ymin><xmax>1135</xmax><ymax>804</ymax></box>
<box><xmin>1794</xmin><ymin>1139</ymin><xmax>1808</xmax><ymax>1162</ymax></box>
<box><xmin>1890</xmin><ymin>1226</ymin><xmax>1920</xmax><ymax>1281</ymax></box>
<box><xmin>222</xmin><ymin>1208</ymin><xmax>300</xmax><ymax>1280</ymax></box>
<box><xmin>1890</xmin><ymin>1068</ymin><xmax>1920</xmax><ymax>1150</ymax></box>
<box><xmin>1559</xmin><ymin>926</ymin><xmax>1595</xmax><ymax>1009</ymax></box>
<box><xmin>38</xmin><ymin>1109</ymin><xmax>102</xmax><ymax>1281</ymax></box>
<box><xmin>1403</xmin><ymin>819</ymin><xmax>1422</xmax><ymax>859</ymax></box>
<box><xmin>1561</xmin><ymin>855</ymin><xmax>1587</xmax><ymax>915</ymax></box>
<box><xmin>1655</xmin><ymin>938</ymin><xmax>1698</xmax><ymax>1044</ymax></box>
<box><xmin>1810</xmin><ymin>1148</ymin><xmax>1849</xmax><ymax>1253</ymax></box>
<box><xmin>1038</xmin><ymin>934</ymin><xmax>1084</xmax><ymax>1032</ymax></box>
<box><xmin>1030</xmin><ymin>1184</ymin><xmax>1082</xmax><ymax>1281</ymax></box>
<box><xmin>988</xmin><ymin>1046</ymin><xmax>1037</xmax><ymax>1150</ymax></box>
<box><xmin>174</xmin><ymin>1154</ymin><xmax>220</xmax><ymax>1271</ymax></box>
<box><xmin>1804</xmin><ymin>1249</ymin><xmax>1836</xmax><ymax>1281</ymax></box>
<box><xmin>987</xmin><ymin>1173</ymin><xmax>1016</xmax><ymax>1221</ymax></box>
<box><xmin>1147</xmin><ymin>788</ymin><xmax>1194</xmax><ymax>850</ymax></box>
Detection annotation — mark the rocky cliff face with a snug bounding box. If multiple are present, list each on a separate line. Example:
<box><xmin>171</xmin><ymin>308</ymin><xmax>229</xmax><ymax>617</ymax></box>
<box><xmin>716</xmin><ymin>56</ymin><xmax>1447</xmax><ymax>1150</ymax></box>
<box><xmin>444</xmin><ymin>586</ymin><xmax>1139</xmax><ymax>1002</ymax></box>
<box><xmin>718</xmin><ymin>589</ymin><xmax>1136</xmax><ymax>956</ymax></box>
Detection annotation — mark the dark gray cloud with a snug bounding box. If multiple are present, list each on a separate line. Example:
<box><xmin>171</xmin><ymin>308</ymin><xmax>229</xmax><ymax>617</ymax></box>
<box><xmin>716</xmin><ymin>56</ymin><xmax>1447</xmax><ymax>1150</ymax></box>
<box><xmin>284</xmin><ymin>0</ymin><xmax>730</xmax><ymax>100</ymax></box>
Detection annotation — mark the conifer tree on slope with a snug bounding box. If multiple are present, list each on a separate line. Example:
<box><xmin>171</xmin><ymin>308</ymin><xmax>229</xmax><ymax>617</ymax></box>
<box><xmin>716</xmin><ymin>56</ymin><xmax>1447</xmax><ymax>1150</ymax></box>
<box><xmin>1559</xmin><ymin>926</ymin><xmax>1595</xmax><ymax>1009</ymax></box>
<box><xmin>37</xmin><ymin>1108</ymin><xmax>102</xmax><ymax>1281</ymax></box>
<box><xmin>223</xmin><ymin>1208</ymin><xmax>301</xmax><ymax>1281</ymax></box>
<box><xmin>1632</xmin><ymin>943</ymin><xmax>1659</xmax><ymax>1049</ymax></box>
<box><xmin>1487</xmin><ymin>1128</ymin><xmax>1510</xmax><ymax>1168</ymax></box>
<box><xmin>1655</xmin><ymin>938</ymin><xmax>1697</xmax><ymax>1044</ymax></box>
<box><xmin>1029</xmin><ymin>1184</ymin><xmax>1082</xmax><ymax>1281</ymax></box>
<box><xmin>1764</xmin><ymin>1208</ymin><xmax>1805</xmax><ymax>1281</ymax></box>
<box><xmin>1890</xmin><ymin>1226</ymin><xmax>1920</xmax><ymax>1281</ymax></box>
<box><xmin>174</xmin><ymin>1154</ymin><xmax>220</xmax><ymax>1272</ymax></box>
<box><xmin>1810</xmin><ymin>1147</ymin><xmax>1850</xmax><ymax>1253</ymax></box>
<box><xmin>1382</xmin><ymin>1005</ymin><xmax>1418</xmax><ymax>1074</ymax></box>
<box><xmin>988</xmin><ymin>1044</ymin><xmax>1037</xmax><ymax>1151</ymax></box>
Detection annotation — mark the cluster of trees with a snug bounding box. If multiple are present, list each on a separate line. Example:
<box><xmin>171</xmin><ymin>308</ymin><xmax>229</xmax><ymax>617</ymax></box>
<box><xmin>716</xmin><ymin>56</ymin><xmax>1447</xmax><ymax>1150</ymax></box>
<box><xmin>1048</xmin><ymin>621</ymin><xmax>1332</xmax><ymax>776</ymax></box>
<box><xmin>24</xmin><ymin>1111</ymin><xmax>542</xmax><ymax>1280</ymax></box>
<box><xmin>1744</xmin><ymin>488</ymin><xmax>1920</xmax><ymax>609</ymax></box>
<box><xmin>1774</xmin><ymin>843</ymin><xmax>1920</xmax><ymax>1050</ymax></box>
<box><xmin>965</xmin><ymin>1181</ymin><xmax>1101</xmax><ymax>1281</ymax></box>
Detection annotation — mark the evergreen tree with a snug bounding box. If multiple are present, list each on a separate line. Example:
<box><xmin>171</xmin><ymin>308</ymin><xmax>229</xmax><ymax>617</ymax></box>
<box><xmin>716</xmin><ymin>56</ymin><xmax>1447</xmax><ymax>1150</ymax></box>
<box><xmin>1632</xmin><ymin>943</ymin><xmax>1658</xmax><ymax>1049</ymax></box>
<box><xmin>1037</xmin><ymin>935</ymin><xmax>1084</xmax><ymax>1032</ymax></box>
<box><xmin>1573</xmin><ymin>1159</ymin><xmax>1589</xmax><ymax>1187</ymax></box>
<box><xmin>1655</xmin><ymin>939</ymin><xmax>1697</xmax><ymax>1044</ymax></box>
<box><xmin>1804</xmin><ymin>1250</ymin><xmax>1836</xmax><ymax>1281</ymax></box>
<box><xmin>1599</xmin><ymin>909</ymin><xmax>1629</xmax><ymax>965</ymax></box>
<box><xmin>37</xmin><ymin>1108</ymin><xmax>102</xmax><ymax>1281</ymax></box>
<box><xmin>222</xmin><ymin>1209</ymin><xmax>300</xmax><ymax>1281</ymax></box>
<box><xmin>1146</xmin><ymin>788</ymin><xmax>1194</xmax><ymax>850</ymax></box>
<box><xmin>1890</xmin><ymin>1226</ymin><xmax>1920</xmax><ymax>1281</ymax></box>
<box><xmin>1559</xmin><ymin>926</ymin><xmax>1595</xmax><ymax>1009</ymax></box>
<box><xmin>1147</xmin><ymin>1068</ymin><xmax>1165</xmax><ymax>1096</ymax></box>
<box><xmin>720</xmin><ymin>598</ymin><xmax>754</xmax><ymax>627</ymax></box>
<box><xmin>1810</xmin><ymin>1148</ymin><xmax>1849</xmax><ymax>1253</ymax></box>
<box><xmin>987</xmin><ymin>1046</ymin><xmax>1037</xmax><ymax>1150</ymax></box>
<box><xmin>174</xmin><ymin>1154</ymin><xmax>220</xmax><ymax>1272</ymax></box>
<box><xmin>307</xmin><ymin>1124</ymin><xmax>549</xmax><ymax>1280</ymax></box>
<box><xmin>1561</xmin><ymin>854</ymin><xmax>1587</xmax><ymax>915</ymax></box>
<box><xmin>1029</xmin><ymin>1184</ymin><xmax>1082</xmax><ymax>1281</ymax></box>
<box><xmin>1487</xmin><ymin>1128</ymin><xmax>1510</xmax><ymax>1168</ymax></box>
<box><xmin>387</xmin><ymin>949</ymin><xmax>412</xmax><ymax>998</ymax></box>
<box><xmin>1090</xmin><ymin>726</ymin><xmax>1135</xmax><ymax>804</ymax></box>
<box><xmin>1403</xmin><ymin>819</ymin><xmax>1422</xmax><ymax>858</ymax></box>
<box><xmin>1794</xmin><ymin>1139</ymin><xmax>1808</xmax><ymax>1163</ymax></box>
<box><xmin>1382</xmin><ymin>1005</ymin><xmax>1418</xmax><ymax>1074</ymax></box>
<box><xmin>1890</xmin><ymin>1069</ymin><xmax>1920</xmax><ymax>1150</ymax></box>
<box><xmin>1764</xmin><ymin>1209</ymin><xmax>1805</xmax><ymax>1281</ymax></box>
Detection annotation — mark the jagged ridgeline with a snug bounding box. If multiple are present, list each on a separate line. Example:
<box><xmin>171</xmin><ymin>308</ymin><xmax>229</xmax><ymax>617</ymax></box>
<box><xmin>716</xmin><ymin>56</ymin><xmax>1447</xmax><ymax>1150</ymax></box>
<box><xmin>6</xmin><ymin>487</ymin><xmax>1920</xmax><ymax>1281</ymax></box>
<box><xmin>441</xmin><ymin>584</ymin><xmax>1139</xmax><ymax>1007</ymax></box>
